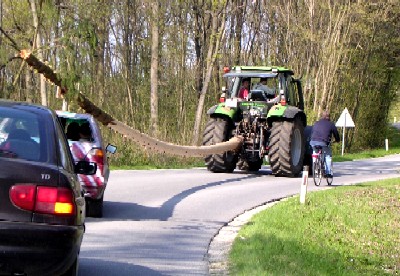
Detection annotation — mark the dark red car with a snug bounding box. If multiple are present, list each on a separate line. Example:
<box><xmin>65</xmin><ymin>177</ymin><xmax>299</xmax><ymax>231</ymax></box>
<box><xmin>0</xmin><ymin>100</ymin><xmax>96</xmax><ymax>276</ymax></box>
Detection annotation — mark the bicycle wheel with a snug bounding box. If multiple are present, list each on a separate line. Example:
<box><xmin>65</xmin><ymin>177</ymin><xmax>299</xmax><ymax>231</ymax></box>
<box><xmin>313</xmin><ymin>159</ymin><xmax>323</xmax><ymax>186</ymax></box>
<box><xmin>326</xmin><ymin>166</ymin><xmax>333</xmax><ymax>185</ymax></box>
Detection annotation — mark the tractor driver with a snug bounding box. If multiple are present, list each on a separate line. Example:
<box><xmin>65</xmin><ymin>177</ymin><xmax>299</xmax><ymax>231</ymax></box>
<box><xmin>253</xmin><ymin>77</ymin><xmax>280</xmax><ymax>104</ymax></box>
<box><xmin>253</xmin><ymin>78</ymin><xmax>276</xmax><ymax>99</ymax></box>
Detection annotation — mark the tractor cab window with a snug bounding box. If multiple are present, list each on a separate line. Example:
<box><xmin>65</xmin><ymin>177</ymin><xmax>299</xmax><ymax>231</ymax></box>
<box><xmin>226</xmin><ymin>77</ymin><xmax>244</xmax><ymax>99</ymax></box>
<box><xmin>286</xmin><ymin>75</ymin><xmax>293</xmax><ymax>104</ymax></box>
<box><xmin>284</xmin><ymin>75</ymin><xmax>299</xmax><ymax>107</ymax></box>
<box><xmin>290</xmin><ymin>78</ymin><xmax>304</xmax><ymax>109</ymax></box>
<box><xmin>251</xmin><ymin>77</ymin><xmax>279</xmax><ymax>101</ymax></box>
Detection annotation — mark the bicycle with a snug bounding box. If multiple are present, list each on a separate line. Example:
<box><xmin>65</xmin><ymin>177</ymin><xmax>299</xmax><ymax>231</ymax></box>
<box><xmin>312</xmin><ymin>145</ymin><xmax>333</xmax><ymax>186</ymax></box>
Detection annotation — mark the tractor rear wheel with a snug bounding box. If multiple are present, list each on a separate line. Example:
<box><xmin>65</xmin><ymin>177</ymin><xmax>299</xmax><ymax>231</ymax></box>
<box><xmin>202</xmin><ymin>117</ymin><xmax>237</xmax><ymax>173</ymax></box>
<box><xmin>268</xmin><ymin>118</ymin><xmax>305</xmax><ymax>177</ymax></box>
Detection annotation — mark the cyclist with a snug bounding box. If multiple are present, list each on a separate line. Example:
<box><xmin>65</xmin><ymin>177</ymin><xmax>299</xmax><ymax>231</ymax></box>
<box><xmin>310</xmin><ymin>110</ymin><xmax>340</xmax><ymax>177</ymax></box>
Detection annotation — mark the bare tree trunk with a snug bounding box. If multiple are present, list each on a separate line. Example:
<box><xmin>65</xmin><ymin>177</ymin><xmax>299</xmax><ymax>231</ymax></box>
<box><xmin>150</xmin><ymin>0</ymin><xmax>159</xmax><ymax>137</ymax></box>
<box><xmin>29</xmin><ymin>0</ymin><xmax>47</xmax><ymax>106</ymax></box>
<box><xmin>192</xmin><ymin>4</ymin><xmax>227</xmax><ymax>145</ymax></box>
<box><xmin>234</xmin><ymin>0</ymin><xmax>244</xmax><ymax>64</ymax></box>
<box><xmin>25</xmin><ymin>69</ymin><xmax>32</xmax><ymax>103</ymax></box>
<box><xmin>124</xmin><ymin>0</ymin><xmax>134</xmax><ymax>122</ymax></box>
<box><xmin>95</xmin><ymin>7</ymin><xmax>107</xmax><ymax>105</ymax></box>
<box><xmin>193</xmin><ymin>2</ymin><xmax>204</xmax><ymax>98</ymax></box>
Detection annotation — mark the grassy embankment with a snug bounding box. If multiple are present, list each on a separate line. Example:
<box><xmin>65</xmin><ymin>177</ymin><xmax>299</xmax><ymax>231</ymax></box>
<box><xmin>229</xmin><ymin>178</ymin><xmax>400</xmax><ymax>275</ymax></box>
<box><xmin>228</xmin><ymin>126</ymin><xmax>400</xmax><ymax>275</ymax></box>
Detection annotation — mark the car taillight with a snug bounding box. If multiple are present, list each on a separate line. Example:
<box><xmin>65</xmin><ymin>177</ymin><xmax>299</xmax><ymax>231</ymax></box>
<box><xmin>9</xmin><ymin>185</ymin><xmax>36</xmax><ymax>211</ymax></box>
<box><xmin>91</xmin><ymin>148</ymin><xmax>104</xmax><ymax>164</ymax></box>
<box><xmin>10</xmin><ymin>185</ymin><xmax>75</xmax><ymax>215</ymax></box>
<box><xmin>93</xmin><ymin>149</ymin><xmax>104</xmax><ymax>158</ymax></box>
<box><xmin>36</xmin><ymin>187</ymin><xmax>74</xmax><ymax>214</ymax></box>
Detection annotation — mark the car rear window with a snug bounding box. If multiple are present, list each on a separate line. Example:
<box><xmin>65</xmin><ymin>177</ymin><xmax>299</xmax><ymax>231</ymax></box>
<box><xmin>58</xmin><ymin>117</ymin><xmax>94</xmax><ymax>142</ymax></box>
<box><xmin>0</xmin><ymin>109</ymin><xmax>46</xmax><ymax>162</ymax></box>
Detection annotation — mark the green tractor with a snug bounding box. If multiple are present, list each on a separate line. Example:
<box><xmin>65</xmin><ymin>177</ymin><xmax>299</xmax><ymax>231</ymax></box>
<box><xmin>202</xmin><ymin>66</ymin><xmax>307</xmax><ymax>177</ymax></box>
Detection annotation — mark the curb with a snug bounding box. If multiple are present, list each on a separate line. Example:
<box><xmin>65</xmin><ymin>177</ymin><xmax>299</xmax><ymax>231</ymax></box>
<box><xmin>207</xmin><ymin>198</ymin><xmax>287</xmax><ymax>275</ymax></box>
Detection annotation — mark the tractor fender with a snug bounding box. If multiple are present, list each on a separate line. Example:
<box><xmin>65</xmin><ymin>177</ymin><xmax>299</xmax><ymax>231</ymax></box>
<box><xmin>207</xmin><ymin>103</ymin><xmax>236</xmax><ymax>120</ymax></box>
<box><xmin>267</xmin><ymin>105</ymin><xmax>307</xmax><ymax>126</ymax></box>
<box><xmin>284</xmin><ymin>106</ymin><xmax>307</xmax><ymax>126</ymax></box>
<box><xmin>206</xmin><ymin>104</ymin><xmax>219</xmax><ymax>115</ymax></box>
<box><xmin>207</xmin><ymin>105</ymin><xmax>236</xmax><ymax>130</ymax></box>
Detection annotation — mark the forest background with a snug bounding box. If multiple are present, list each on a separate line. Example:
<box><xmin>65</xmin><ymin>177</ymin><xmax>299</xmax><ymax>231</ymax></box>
<box><xmin>0</xmin><ymin>0</ymin><xmax>399</xmax><ymax>167</ymax></box>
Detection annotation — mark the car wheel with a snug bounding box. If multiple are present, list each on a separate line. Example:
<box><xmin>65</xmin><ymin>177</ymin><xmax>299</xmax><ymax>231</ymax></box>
<box><xmin>86</xmin><ymin>196</ymin><xmax>104</xmax><ymax>218</ymax></box>
<box><xmin>61</xmin><ymin>257</ymin><xmax>78</xmax><ymax>276</ymax></box>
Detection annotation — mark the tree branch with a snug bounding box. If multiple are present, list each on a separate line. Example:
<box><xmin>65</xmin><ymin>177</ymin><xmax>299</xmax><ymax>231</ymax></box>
<box><xmin>0</xmin><ymin>26</ymin><xmax>21</xmax><ymax>51</ymax></box>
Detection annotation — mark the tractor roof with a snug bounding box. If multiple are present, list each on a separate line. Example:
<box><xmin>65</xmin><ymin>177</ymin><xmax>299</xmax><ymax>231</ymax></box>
<box><xmin>223</xmin><ymin>66</ymin><xmax>294</xmax><ymax>78</ymax></box>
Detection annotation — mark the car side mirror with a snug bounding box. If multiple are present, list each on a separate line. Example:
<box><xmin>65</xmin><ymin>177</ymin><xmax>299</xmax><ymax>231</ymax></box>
<box><xmin>106</xmin><ymin>144</ymin><xmax>117</xmax><ymax>154</ymax></box>
<box><xmin>75</xmin><ymin>161</ymin><xmax>97</xmax><ymax>175</ymax></box>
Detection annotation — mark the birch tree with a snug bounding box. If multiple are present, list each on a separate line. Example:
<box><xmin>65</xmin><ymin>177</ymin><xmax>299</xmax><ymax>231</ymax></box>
<box><xmin>150</xmin><ymin>0</ymin><xmax>159</xmax><ymax>137</ymax></box>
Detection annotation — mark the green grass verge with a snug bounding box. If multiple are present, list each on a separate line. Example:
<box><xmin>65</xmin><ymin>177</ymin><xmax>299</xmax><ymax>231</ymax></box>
<box><xmin>334</xmin><ymin>148</ymin><xmax>400</xmax><ymax>162</ymax></box>
<box><xmin>333</xmin><ymin>125</ymin><xmax>400</xmax><ymax>162</ymax></box>
<box><xmin>229</xmin><ymin>178</ymin><xmax>400</xmax><ymax>275</ymax></box>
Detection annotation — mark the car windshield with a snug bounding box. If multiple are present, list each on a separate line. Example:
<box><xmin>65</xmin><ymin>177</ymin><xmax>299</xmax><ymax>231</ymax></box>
<box><xmin>0</xmin><ymin>108</ymin><xmax>44</xmax><ymax>162</ymax></box>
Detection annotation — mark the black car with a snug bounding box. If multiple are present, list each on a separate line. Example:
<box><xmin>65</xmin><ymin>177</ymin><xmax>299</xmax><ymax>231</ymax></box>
<box><xmin>0</xmin><ymin>100</ymin><xmax>96</xmax><ymax>276</ymax></box>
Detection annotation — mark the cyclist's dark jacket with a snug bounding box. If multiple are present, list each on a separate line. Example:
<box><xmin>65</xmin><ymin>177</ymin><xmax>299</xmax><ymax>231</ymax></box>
<box><xmin>310</xmin><ymin>118</ymin><xmax>340</xmax><ymax>145</ymax></box>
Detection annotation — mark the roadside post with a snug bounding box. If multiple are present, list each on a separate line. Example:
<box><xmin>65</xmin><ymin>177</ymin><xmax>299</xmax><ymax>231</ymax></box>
<box><xmin>336</xmin><ymin>108</ymin><xmax>355</xmax><ymax>156</ymax></box>
<box><xmin>300</xmin><ymin>166</ymin><xmax>309</xmax><ymax>204</ymax></box>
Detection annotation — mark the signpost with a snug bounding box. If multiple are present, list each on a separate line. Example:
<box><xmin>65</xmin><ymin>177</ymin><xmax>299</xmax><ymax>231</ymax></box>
<box><xmin>336</xmin><ymin>108</ymin><xmax>355</xmax><ymax>156</ymax></box>
<box><xmin>300</xmin><ymin>166</ymin><xmax>309</xmax><ymax>204</ymax></box>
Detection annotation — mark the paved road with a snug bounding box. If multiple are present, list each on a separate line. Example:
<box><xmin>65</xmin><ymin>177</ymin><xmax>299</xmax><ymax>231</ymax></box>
<box><xmin>78</xmin><ymin>155</ymin><xmax>400</xmax><ymax>275</ymax></box>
